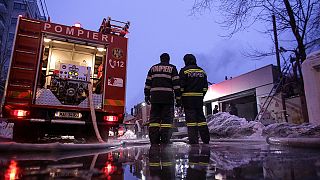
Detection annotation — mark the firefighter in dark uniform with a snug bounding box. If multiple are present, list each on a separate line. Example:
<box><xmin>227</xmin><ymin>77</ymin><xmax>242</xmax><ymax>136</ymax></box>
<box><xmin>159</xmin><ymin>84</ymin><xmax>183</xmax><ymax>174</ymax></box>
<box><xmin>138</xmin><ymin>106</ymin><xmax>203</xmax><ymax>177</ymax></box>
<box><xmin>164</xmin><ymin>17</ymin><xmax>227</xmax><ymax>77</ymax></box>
<box><xmin>148</xmin><ymin>145</ymin><xmax>175</xmax><ymax>179</ymax></box>
<box><xmin>144</xmin><ymin>53</ymin><xmax>181</xmax><ymax>145</ymax></box>
<box><xmin>187</xmin><ymin>145</ymin><xmax>210</xmax><ymax>179</ymax></box>
<box><xmin>179</xmin><ymin>54</ymin><xmax>210</xmax><ymax>144</ymax></box>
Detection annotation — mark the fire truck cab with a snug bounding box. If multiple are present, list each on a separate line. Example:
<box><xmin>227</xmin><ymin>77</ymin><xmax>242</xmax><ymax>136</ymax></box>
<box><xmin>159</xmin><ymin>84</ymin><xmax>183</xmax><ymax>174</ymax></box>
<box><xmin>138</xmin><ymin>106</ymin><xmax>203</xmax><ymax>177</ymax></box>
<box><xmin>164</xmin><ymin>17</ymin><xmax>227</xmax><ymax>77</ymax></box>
<box><xmin>1</xmin><ymin>17</ymin><xmax>130</xmax><ymax>142</ymax></box>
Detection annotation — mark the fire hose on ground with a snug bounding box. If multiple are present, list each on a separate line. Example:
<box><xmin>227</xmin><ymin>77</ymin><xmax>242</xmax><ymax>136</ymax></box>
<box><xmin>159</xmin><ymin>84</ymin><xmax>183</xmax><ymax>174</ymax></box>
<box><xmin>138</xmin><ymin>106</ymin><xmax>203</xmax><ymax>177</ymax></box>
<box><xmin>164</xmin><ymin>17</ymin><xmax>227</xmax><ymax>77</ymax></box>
<box><xmin>266</xmin><ymin>137</ymin><xmax>320</xmax><ymax>148</ymax></box>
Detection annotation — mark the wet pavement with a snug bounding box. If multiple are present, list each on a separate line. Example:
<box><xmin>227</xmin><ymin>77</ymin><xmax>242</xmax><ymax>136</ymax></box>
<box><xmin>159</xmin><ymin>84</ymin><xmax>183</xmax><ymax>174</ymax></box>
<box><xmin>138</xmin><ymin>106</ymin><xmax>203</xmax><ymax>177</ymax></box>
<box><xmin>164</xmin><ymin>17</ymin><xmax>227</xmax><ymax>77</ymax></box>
<box><xmin>0</xmin><ymin>141</ymin><xmax>319</xmax><ymax>179</ymax></box>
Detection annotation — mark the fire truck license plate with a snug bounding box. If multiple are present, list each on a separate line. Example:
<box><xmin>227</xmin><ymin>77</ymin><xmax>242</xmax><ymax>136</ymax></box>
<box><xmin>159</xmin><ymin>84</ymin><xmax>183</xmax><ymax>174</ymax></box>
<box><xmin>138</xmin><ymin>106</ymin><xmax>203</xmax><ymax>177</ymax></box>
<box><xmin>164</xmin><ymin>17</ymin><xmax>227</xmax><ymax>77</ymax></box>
<box><xmin>55</xmin><ymin>111</ymin><xmax>82</xmax><ymax>119</ymax></box>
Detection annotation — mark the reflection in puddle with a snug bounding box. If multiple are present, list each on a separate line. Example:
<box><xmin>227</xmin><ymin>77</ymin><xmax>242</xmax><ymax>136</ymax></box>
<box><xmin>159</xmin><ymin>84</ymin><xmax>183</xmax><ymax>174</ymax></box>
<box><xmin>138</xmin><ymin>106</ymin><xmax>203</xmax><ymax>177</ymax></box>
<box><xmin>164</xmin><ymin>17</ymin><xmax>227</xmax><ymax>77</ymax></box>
<box><xmin>0</xmin><ymin>143</ymin><xmax>319</xmax><ymax>179</ymax></box>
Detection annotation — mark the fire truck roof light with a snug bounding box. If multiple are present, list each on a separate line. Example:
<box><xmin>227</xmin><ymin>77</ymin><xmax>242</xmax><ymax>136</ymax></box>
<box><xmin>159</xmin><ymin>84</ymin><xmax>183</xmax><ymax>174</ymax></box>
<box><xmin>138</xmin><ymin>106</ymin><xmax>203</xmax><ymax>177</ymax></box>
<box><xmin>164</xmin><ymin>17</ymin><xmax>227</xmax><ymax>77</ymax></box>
<box><xmin>44</xmin><ymin>38</ymin><xmax>52</xmax><ymax>43</ymax></box>
<box><xmin>74</xmin><ymin>22</ymin><xmax>81</xmax><ymax>28</ymax></box>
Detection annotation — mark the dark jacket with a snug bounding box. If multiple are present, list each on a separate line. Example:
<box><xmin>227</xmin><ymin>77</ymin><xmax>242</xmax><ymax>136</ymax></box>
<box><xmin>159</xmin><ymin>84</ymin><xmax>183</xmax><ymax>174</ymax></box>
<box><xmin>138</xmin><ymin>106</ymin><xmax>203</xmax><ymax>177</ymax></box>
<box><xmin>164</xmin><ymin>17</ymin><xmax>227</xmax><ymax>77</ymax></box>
<box><xmin>179</xmin><ymin>57</ymin><xmax>208</xmax><ymax>108</ymax></box>
<box><xmin>144</xmin><ymin>61</ymin><xmax>181</xmax><ymax>104</ymax></box>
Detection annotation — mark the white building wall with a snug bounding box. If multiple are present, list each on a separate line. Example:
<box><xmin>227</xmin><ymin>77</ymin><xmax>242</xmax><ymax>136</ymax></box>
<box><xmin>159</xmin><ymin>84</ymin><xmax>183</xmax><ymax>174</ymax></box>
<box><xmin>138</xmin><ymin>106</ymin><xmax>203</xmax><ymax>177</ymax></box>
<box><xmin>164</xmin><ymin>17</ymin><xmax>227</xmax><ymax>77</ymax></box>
<box><xmin>204</xmin><ymin>64</ymin><xmax>276</xmax><ymax>102</ymax></box>
<box><xmin>302</xmin><ymin>50</ymin><xmax>320</xmax><ymax>125</ymax></box>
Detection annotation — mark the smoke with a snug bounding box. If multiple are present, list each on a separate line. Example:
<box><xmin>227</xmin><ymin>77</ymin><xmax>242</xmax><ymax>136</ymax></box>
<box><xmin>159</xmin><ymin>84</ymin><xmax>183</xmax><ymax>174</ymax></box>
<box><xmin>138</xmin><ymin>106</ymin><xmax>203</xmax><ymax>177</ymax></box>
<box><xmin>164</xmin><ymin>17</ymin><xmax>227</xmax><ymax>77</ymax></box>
<box><xmin>195</xmin><ymin>40</ymin><xmax>244</xmax><ymax>84</ymax></box>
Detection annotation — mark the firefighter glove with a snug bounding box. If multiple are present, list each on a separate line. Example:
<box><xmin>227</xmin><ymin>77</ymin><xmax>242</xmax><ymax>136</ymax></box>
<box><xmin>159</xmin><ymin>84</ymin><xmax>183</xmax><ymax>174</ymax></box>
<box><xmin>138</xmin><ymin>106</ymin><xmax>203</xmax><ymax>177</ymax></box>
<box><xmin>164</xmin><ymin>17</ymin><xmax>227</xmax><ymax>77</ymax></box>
<box><xmin>145</xmin><ymin>96</ymin><xmax>150</xmax><ymax>105</ymax></box>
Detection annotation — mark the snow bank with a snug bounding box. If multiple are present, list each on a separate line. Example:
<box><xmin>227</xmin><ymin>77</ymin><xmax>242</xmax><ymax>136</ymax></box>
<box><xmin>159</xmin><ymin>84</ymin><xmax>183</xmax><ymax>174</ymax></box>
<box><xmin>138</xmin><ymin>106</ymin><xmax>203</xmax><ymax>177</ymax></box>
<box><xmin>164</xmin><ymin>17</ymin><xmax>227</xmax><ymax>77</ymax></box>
<box><xmin>263</xmin><ymin>123</ymin><xmax>320</xmax><ymax>138</ymax></box>
<box><xmin>0</xmin><ymin>121</ymin><xmax>13</xmax><ymax>139</ymax></box>
<box><xmin>207</xmin><ymin>112</ymin><xmax>265</xmax><ymax>138</ymax></box>
<box><xmin>118</xmin><ymin>130</ymin><xmax>137</xmax><ymax>139</ymax></box>
<box><xmin>207</xmin><ymin>112</ymin><xmax>320</xmax><ymax>138</ymax></box>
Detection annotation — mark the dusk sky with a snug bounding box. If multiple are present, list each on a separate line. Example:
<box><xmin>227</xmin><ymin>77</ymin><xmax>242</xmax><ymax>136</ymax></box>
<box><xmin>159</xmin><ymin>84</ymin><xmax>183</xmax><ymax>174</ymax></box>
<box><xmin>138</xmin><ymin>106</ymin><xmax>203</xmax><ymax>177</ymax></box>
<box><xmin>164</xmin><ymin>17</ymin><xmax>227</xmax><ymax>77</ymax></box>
<box><xmin>46</xmin><ymin>0</ymin><xmax>276</xmax><ymax>110</ymax></box>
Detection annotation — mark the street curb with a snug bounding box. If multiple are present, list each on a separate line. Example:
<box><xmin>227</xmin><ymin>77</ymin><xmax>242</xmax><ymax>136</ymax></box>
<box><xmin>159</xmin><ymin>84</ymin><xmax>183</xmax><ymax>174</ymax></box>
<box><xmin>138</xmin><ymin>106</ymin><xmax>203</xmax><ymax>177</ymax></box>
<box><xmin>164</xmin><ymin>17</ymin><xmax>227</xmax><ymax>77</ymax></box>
<box><xmin>0</xmin><ymin>142</ymin><xmax>122</xmax><ymax>152</ymax></box>
<box><xmin>210</xmin><ymin>138</ymin><xmax>267</xmax><ymax>143</ymax></box>
<box><xmin>267</xmin><ymin>137</ymin><xmax>320</xmax><ymax>148</ymax></box>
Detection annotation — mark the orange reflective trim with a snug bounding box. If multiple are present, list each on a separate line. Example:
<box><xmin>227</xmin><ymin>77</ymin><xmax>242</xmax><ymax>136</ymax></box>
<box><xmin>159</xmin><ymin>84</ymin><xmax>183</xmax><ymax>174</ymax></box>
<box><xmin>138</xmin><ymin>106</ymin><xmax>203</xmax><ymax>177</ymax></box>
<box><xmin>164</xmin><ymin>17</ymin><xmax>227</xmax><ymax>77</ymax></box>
<box><xmin>104</xmin><ymin>99</ymin><xmax>125</xmax><ymax>106</ymax></box>
<box><xmin>7</xmin><ymin>91</ymin><xmax>31</xmax><ymax>99</ymax></box>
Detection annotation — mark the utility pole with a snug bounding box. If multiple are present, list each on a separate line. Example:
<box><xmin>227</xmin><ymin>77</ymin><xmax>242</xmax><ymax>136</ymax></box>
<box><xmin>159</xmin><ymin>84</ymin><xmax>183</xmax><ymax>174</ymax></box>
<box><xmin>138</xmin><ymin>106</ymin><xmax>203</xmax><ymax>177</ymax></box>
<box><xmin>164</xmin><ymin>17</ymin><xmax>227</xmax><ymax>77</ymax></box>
<box><xmin>272</xmin><ymin>14</ymin><xmax>288</xmax><ymax>122</ymax></box>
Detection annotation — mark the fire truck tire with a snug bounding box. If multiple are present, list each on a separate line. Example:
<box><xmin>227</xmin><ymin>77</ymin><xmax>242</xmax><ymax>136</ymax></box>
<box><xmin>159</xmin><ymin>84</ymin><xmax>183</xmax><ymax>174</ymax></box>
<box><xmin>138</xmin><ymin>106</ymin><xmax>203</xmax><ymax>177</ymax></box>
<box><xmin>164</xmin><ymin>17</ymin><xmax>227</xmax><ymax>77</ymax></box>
<box><xmin>98</xmin><ymin>125</ymin><xmax>109</xmax><ymax>142</ymax></box>
<box><xmin>83</xmin><ymin>126</ymin><xmax>97</xmax><ymax>143</ymax></box>
<box><xmin>13</xmin><ymin>123</ymin><xmax>38</xmax><ymax>143</ymax></box>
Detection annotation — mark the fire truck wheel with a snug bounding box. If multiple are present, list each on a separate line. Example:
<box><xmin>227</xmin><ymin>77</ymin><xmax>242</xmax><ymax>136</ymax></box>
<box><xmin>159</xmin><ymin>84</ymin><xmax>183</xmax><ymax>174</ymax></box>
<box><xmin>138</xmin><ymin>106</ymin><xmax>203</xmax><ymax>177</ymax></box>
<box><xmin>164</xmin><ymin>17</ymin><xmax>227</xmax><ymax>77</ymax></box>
<box><xmin>83</xmin><ymin>127</ymin><xmax>98</xmax><ymax>143</ymax></box>
<box><xmin>98</xmin><ymin>125</ymin><xmax>109</xmax><ymax>142</ymax></box>
<box><xmin>13</xmin><ymin>123</ymin><xmax>38</xmax><ymax>143</ymax></box>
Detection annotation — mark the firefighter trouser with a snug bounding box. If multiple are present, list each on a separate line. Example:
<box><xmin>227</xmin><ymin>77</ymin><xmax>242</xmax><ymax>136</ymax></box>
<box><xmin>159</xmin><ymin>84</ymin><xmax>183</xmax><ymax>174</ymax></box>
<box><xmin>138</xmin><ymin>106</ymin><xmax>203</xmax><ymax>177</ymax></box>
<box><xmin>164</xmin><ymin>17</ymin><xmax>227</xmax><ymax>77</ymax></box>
<box><xmin>149</xmin><ymin>103</ymin><xmax>174</xmax><ymax>144</ymax></box>
<box><xmin>184</xmin><ymin>108</ymin><xmax>210</xmax><ymax>144</ymax></box>
<box><xmin>148</xmin><ymin>145</ymin><xmax>175</xmax><ymax>179</ymax></box>
<box><xmin>187</xmin><ymin>145</ymin><xmax>210</xmax><ymax>180</ymax></box>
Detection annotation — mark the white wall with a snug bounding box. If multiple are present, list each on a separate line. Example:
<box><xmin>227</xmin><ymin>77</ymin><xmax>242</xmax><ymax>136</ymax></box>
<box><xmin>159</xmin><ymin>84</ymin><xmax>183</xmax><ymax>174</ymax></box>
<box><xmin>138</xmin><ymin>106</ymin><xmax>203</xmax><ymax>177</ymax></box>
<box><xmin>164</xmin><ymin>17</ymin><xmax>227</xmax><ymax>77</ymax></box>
<box><xmin>204</xmin><ymin>64</ymin><xmax>276</xmax><ymax>102</ymax></box>
<box><xmin>302</xmin><ymin>50</ymin><xmax>320</xmax><ymax>125</ymax></box>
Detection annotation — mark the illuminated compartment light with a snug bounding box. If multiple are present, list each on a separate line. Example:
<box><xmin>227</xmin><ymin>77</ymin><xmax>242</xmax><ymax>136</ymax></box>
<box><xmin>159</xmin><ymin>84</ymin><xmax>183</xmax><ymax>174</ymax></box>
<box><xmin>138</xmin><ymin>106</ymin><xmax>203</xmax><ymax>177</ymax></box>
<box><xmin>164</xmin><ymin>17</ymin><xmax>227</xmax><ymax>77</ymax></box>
<box><xmin>97</xmin><ymin>47</ymin><xmax>106</xmax><ymax>52</ymax></box>
<box><xmin>44</xmin><ymin>38</ymin><xmax>52</xmax><ymax>43</ymax></box>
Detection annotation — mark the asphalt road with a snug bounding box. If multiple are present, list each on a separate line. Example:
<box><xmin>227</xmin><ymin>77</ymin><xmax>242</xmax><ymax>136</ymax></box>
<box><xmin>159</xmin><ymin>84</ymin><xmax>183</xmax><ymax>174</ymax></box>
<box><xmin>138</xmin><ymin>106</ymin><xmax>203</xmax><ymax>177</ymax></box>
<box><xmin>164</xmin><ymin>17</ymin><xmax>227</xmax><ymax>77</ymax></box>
<box><xmin>0</xmin><ymin>140</ymin><xmax>319</xmax><ymax>179</ymax></box>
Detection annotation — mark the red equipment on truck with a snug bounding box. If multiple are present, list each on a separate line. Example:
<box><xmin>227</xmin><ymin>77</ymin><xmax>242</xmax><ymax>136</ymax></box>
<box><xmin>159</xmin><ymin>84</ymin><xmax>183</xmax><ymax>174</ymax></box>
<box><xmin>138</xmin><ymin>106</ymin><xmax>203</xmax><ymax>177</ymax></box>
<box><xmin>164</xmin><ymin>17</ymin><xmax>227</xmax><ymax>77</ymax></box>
<box><xmin>1</xmin><ymin>16</ymin><xmax>130</xmax><ymax>142</ymax></box>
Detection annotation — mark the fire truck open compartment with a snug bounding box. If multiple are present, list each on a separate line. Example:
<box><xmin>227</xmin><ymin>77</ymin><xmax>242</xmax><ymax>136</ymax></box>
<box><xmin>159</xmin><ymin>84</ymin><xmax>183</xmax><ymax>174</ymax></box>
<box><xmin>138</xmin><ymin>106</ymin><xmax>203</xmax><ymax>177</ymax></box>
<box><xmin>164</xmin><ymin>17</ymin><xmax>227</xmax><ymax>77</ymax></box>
<box><xmin>2</xmin><ymin>17</ymin><xmax>130</xmax><ymax>143</ymax></box>
<box><xmin>36</xmin><ymin>37</ymin><xmax>105</xmax><ymax>107</ymax></box>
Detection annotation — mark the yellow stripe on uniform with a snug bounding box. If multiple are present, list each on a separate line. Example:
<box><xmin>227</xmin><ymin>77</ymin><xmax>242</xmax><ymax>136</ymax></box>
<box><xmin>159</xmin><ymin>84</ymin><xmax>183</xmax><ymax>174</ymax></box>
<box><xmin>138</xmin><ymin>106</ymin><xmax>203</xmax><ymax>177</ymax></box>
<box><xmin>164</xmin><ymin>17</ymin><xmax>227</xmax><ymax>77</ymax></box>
<box><xmin>199</xmin><ymin>162</ymin><xmax>209</xmax><ymax>166</ymax></box>
<box><xmin>162</xmin><ymin>162</ymin><xmax>173</xmax><ymax>166</ymax></box>
<box><xmin>149</xmin><ymin>123</ymin><xmax>160</xmax><ymax>127</ymax></box>
<box><xmin>189</xmin><ymin>162</ymin><xmax>198</xmax><ymax>165</ymax></box>
<box><xmin>149</xmin><ymin>162</ymin><xmax>161</xmax><ymax>167</ymax></box>
<box><xmin>182</xmin><ymin>92</ymin><xmax>203</xmax><ymax>97</ymax></box>
<box><xmin>198</xmin><ymin>122</ymin><xmax>207</xmax><ymax>126</ymax></box>
<box><xmin>187</xmin><ymin>123</ymin><xmax>197</xmax><ymax>127</ymax></box>
<box><xmin>184</xmin><ymin>69</ymin><xmax>205</xmax><ymax>74</ymax></box>
<box><xmin>203</xmin><ymin>88</ymin><xmax>208</xmax><ymax>91</ymax></box>
<box><xmin>160</xmin><ymin>124</ymin><xmax>172</xmax><ymax>128</ymax></box>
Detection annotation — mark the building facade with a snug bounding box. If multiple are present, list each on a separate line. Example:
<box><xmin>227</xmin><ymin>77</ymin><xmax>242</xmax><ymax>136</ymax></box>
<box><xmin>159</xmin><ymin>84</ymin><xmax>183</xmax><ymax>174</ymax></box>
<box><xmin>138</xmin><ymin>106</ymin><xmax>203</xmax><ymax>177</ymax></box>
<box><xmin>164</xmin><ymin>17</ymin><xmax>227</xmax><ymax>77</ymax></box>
<box><xmin>0</xmin><ymin>0</ymin><xmax>45</xmax><ymax>82</ymax></box>
<box><xmin>204</xmin><ymin>64</ymin><xmax>304</xmax><ymax>124</ymax></box>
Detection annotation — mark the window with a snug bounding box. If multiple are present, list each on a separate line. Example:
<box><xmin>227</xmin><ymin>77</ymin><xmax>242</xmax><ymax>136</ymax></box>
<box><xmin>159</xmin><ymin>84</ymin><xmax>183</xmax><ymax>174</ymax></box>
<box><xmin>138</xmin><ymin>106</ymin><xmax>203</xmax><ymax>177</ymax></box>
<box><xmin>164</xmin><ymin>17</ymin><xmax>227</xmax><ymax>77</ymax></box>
<box><xmin>0</xmin><ymin>14</ymin><xmax>5</xmax><ymax>24</ymax></box>
<box><xmin>13</xmin><ymin>2</ymin><xmax>27</xmax><ymax>10</ymax></box>
<box><xmin>8</xmin><ymin>33</ymin><xmax>15</xmax><ymax>41</ymax></box>
<box><xmin>0</xmin><ymin>0</ymin><xmax>8</xmax><ymax>8</ymax></box>
<box><xmin>205</xmin><ymin>103</ymin><xmax>212</xmax><ymax>116</ymax></box>
<box><xmin>11</xmin><ymin>18</ymin><xmax>17</xmax><ymax>26</ymax></box>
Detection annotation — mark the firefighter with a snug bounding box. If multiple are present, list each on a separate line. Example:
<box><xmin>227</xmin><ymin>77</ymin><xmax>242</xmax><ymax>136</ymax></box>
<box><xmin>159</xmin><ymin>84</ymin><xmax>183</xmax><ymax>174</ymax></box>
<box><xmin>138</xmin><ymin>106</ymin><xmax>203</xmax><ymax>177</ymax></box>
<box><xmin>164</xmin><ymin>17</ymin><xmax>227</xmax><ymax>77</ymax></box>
<box><xmin>212</xmin><ymin>105</ymin><xmax>219</xmax><ymax>114</ymax></box>
<box><xmin>144</xmin><ymin>53</ymin><xmax>181</xmax><ymax>145</ymax></box>
<box><xmin>187</xmin><ymin>145</ymin><xmax>210</xmax><ymax>179</ymax></box>
<box><xmin>179</xmin><ymin>54</ymin><xmax>210</xmax><ymax>144</ymax></box>
<box><xmin>148</xmin><ymin>145</ymin><xmax>175</xmax><ymax>179</ymax></box>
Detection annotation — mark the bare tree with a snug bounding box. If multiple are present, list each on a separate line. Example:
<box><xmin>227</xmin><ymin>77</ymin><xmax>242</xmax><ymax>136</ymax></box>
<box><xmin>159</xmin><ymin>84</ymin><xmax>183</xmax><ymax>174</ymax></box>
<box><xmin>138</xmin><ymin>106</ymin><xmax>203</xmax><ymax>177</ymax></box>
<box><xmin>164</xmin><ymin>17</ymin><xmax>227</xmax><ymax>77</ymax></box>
<box><xmin>192</xmin><ymin>0</ymin><xmax>320</xmax><ymax>61</ymax></box>
<box><xmin>0</xmin><ymin>34</ymin><xmax>11</xmax><ymax>82</ymax></box>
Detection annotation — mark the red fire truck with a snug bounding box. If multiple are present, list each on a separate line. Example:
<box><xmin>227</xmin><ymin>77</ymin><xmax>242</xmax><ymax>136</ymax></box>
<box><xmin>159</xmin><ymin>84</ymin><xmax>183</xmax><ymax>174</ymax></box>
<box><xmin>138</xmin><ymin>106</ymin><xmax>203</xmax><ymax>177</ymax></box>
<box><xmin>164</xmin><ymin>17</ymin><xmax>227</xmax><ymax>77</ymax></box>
<box><xmin>1</xmin><ymin>16</ymin><xmax>130</xmax><ymax>142</ymax></box>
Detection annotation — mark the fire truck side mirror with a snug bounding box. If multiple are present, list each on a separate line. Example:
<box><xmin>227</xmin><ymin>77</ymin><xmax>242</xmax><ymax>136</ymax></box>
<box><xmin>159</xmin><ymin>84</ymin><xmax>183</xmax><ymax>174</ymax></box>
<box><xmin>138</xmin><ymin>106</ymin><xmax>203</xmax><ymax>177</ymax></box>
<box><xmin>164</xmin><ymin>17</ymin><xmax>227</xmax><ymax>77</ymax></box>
<box><xmin>131</xmin><ymin>108</ymin><xmax>135</xmax><ymax>116</ymax></box>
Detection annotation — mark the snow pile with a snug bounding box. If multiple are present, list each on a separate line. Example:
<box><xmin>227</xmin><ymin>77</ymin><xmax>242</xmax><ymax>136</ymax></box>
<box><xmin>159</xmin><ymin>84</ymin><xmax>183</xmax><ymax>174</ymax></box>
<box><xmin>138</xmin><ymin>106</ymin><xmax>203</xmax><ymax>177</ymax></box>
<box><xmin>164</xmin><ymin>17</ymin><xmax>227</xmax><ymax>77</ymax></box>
<box><xmin>207</xmin><ymin>112</ymin><xmax>320</xmax><ymax>138</ymax></box>
<box><xmin>0</xmin><ymin>121</ymin><xmax>13</xmax><ymax>139</ymax></box>
<box><xmin>263</xmin><ymin>123</ymin><xmax>320</xmax><ymax>138</ymax></box>
<box><xmin>118</xmin><ymin>130</ymin><xmax>137</xmax><ymax>139</ymax></box>
<box><xmin>207</xmin><ymin>112</ymin><xmax>265</xmax><ymax>138</ymax></box>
